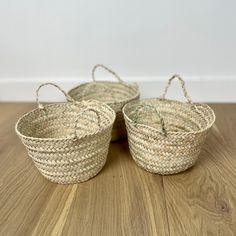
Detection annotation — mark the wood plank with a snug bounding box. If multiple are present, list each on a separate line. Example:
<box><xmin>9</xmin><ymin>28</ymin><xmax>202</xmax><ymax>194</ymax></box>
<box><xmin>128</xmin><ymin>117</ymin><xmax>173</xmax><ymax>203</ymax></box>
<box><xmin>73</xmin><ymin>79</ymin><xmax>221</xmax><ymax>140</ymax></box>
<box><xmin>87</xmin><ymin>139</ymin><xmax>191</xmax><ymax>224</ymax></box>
<box><xmin>61</xmin><ymin>141</ymin><xmax>169</xmax><ymax>236</ymax></box>
<box><xmin>0</xmin><ymin>103</ymin><xmax>169</xmax><ymax>236</ymax></box>
<box><xmin>163</xmin><ymin>104</ymin><xmax>236</xmax><ymax>236</ymax></box>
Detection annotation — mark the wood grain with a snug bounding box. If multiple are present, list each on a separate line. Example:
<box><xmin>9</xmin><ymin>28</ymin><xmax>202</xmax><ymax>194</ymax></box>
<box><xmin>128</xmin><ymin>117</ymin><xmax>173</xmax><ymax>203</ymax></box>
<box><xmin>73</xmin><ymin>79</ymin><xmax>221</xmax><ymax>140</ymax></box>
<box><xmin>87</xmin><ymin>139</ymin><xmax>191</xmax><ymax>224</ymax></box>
<box><xmin>163</xmin><ymin>104</ymin><xmax>236</xmax><ymax>236</ymax></box>
<box><xmin>0</xmin><ymin>103</ymin><xmax>236</xmax><ymax>236</ymax></box>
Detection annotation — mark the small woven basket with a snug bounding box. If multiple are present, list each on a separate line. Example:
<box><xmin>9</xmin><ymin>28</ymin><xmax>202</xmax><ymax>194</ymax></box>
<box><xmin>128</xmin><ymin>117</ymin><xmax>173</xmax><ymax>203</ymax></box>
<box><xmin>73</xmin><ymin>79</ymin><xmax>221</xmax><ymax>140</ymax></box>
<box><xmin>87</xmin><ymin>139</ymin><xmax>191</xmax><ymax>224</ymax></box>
<box><xmin>123</xmin><ymin>75</ymin><xmax>216</xmax><ymax>175</ymax></box>
<box><xmin>15</xmin><ymin>83</ymin><xmax>116</xmax><ymax>184</ymax></box>
<box><xmin>68</xmin><ymin>64</ymin><xmax>140</xmax><ymax>141</ymax></box>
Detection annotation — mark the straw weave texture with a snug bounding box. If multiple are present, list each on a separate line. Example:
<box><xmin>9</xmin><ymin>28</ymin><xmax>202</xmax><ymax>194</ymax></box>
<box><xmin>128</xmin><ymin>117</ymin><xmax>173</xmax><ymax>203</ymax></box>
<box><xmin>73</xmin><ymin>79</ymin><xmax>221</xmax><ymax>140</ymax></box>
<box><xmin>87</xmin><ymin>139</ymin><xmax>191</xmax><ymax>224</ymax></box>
<box><xmin>123</xmin><ymin>75</ymin><xmax>216</xmax><ymax>175</ymax></box>
<box><xmin>15</xmin><ymin>83</ymin><xmax>116</xmax><ymax>184</ymax></box>
<box><xmin>68</xmin><ymin>64</ymin><xmax>140</xmax><ymax>141</ymax></box>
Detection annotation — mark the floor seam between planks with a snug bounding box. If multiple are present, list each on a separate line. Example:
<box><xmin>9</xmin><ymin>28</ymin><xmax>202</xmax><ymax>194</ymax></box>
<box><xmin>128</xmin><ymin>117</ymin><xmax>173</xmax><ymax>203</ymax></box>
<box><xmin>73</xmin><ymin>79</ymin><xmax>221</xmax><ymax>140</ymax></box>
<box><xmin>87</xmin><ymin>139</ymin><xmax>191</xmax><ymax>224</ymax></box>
<box><xmin>161</xmin><ymin>176</ymin><xmax>171</xmax><ymax>236</ymax></box>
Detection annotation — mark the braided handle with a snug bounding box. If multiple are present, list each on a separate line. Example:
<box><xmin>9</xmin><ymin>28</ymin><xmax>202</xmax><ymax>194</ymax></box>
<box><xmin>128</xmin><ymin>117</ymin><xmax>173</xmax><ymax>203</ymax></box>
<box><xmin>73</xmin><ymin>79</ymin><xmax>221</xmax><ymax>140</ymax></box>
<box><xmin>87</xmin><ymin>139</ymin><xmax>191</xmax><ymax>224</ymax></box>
<box><xmin>92</xmin><ymin>64</ymin><xmax>124</xmax><ymax>83</ymax></box>
<box><xmin>73</xmin><ymin>108</ymin><xmax>101</xmax><ymax>140</ymax></box>
<box><xmin>132</xmin><ymin>104</ymin><xmax>167</xmax><ymax>136</ymax></box>
<box><xmin>36</xmin><ymin>83</ymin><xmax>74</xmax><ymax>109</ymax></box>
<box><xmin>161</xmin><ymin>75</ymin><xmax>192</xmax><ymax>104</ymax></box>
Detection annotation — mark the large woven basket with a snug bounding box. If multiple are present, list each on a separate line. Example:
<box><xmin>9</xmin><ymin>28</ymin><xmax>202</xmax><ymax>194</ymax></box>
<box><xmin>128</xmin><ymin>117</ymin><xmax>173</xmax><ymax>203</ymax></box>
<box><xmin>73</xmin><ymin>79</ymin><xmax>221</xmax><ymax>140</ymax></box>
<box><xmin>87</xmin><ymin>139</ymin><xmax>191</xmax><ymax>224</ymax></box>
<box><xmin>15</xmin><ymin>83</ymin><xmax>116</xmax><ymax>184</ymax></box>
<box><xmin>68</xmin><ymin>64</ymin><xmax>140</xmax><ymax>141</ymax></box>
<box><xmin>123</xmin><ymin>75</ymin><xmax>216</xmax><ymax>175</ymax></box>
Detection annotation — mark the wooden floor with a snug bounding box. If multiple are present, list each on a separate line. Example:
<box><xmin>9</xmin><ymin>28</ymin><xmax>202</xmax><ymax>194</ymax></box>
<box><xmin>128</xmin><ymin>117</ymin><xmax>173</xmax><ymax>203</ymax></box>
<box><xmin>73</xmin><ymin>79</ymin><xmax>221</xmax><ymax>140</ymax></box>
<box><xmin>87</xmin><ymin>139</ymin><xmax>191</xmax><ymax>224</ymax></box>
<box><xmin>0</xmin><ymin>103</ymin><xmax>236</xmax><ymax>236</ymax></box>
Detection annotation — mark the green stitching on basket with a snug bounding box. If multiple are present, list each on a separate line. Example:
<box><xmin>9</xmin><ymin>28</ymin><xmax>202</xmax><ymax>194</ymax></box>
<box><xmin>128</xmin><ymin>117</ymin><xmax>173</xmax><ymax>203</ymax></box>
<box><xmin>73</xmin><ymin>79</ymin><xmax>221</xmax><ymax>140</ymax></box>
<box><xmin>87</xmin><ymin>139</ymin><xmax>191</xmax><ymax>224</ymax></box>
<box><xmin>132</xmin><ymin>103</ymin><xmax>167</xmax><ymax>136</ymax></box>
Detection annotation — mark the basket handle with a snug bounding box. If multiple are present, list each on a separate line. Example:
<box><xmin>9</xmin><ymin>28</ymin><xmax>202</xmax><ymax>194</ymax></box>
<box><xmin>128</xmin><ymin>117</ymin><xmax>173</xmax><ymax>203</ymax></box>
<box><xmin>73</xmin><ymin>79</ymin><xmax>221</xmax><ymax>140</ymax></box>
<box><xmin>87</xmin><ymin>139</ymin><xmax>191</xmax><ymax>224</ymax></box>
<box><xmin>36</xmin><ymin>83</ymin><xmax>74</xmax><ymax>109</ymax></box>
<box><xmin>73</xmin><ymin>108</ymin><xmax>101</xmax><ymax>140</ymax></box>
<box><xmin>161</xmin><ymin>75</ymin><xmax>193</xmax><ymax>104</ymax></box>
<box><xmin>132</xmin><ymin>104</ymin><xmax>167</xmax><ymax>136</ymax></box>
<box><xmin>92</xmin><ymin>64</ymin><xmax>124</xmax><ymax>83</ymax></box>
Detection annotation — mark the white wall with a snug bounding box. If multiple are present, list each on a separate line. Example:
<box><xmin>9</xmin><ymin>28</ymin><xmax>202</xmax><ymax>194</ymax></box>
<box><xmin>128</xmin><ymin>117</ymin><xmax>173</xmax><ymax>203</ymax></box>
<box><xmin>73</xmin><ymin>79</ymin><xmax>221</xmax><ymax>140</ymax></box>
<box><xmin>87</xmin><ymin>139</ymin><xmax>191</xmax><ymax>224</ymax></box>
<box><xmin>0</xmin><ymin>0</ymin><xmax>236</xmax><ymax>101</ymax></box>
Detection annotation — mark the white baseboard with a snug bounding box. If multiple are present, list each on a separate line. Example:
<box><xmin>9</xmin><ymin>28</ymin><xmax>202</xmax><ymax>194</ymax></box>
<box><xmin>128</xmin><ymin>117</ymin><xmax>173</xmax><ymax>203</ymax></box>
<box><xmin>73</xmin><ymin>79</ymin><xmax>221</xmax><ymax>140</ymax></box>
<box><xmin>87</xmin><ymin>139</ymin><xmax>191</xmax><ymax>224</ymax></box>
<box><xmin>0</xmin><ymin>76</ymin><xmax>235</xmax><ymax>103</ymax></box>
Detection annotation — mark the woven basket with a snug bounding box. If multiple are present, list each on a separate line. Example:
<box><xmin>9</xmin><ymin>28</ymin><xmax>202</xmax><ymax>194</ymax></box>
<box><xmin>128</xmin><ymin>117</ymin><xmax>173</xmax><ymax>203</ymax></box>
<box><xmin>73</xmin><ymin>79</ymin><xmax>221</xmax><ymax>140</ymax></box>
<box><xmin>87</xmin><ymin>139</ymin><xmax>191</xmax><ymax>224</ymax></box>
<box><xmin>15</xmin><ymin>83</ymin><xmax>116</xmax><ymax>184</ymax></box>
<box><xmin>123</xmin><ymin>75</ymin><xmax>216</xmax><ymax>175</ymax></box>
<box><xmin>68</xmin><ymin>64</ymin><xmax>140</xmax><ymax>141</ymax></box>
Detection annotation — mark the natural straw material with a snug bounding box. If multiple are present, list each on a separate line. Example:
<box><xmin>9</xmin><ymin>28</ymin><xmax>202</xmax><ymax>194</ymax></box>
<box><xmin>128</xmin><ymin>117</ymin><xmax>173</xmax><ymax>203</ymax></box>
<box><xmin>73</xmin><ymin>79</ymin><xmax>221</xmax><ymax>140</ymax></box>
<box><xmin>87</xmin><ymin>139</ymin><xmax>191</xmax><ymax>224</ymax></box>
<box><xmin>68</xmin><ymin>64</ymin><xmax>140</xmax><ymax>141</ymax></box>
<box><xmin>15</xmin><ymin>83</ymin><xmax>116</xmax><ymax>184</ymax></box>
<box><xmin>123</xmin><ymin>75</ymin><xmax>216</xmax><ymax>175</ymax></box>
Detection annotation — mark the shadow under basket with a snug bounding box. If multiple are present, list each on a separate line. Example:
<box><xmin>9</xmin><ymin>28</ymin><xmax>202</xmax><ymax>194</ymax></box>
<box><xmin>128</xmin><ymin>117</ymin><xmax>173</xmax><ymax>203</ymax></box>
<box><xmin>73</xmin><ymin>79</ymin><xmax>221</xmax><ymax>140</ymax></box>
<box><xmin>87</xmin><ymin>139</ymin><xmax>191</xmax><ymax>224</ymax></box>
<box><xmin>123</xmin><ymin>75</ymin><xmax>216</xmax><ymax>175</ymax></box>
<box><xmin>68</xmin><ymin>64</ymin><xmax>140</xmax><ymax>141</ymax></box>
<box><xmin>15</xmin><ymin>83</ymin><xmax>116</xmax><ymax>184</ymax></box>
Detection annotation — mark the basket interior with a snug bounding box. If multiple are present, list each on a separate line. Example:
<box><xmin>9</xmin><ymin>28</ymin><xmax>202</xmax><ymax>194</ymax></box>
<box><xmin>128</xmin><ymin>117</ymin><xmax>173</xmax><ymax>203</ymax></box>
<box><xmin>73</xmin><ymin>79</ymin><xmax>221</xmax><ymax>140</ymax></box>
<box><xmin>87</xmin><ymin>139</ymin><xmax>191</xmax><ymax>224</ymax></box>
<box><xmin>16</xmin><ymin>102</ymin><xmax>115</xmax><ymax>139</ymax></box>
<box><xmin>68</xmin><ymin>81</ymin><xmax>139</xmax><ymax>105</ymax></box>
<box><xmin>123</xmin><ymin>99</ymin><xmax>215</xmax><ymax>134</ymax></box>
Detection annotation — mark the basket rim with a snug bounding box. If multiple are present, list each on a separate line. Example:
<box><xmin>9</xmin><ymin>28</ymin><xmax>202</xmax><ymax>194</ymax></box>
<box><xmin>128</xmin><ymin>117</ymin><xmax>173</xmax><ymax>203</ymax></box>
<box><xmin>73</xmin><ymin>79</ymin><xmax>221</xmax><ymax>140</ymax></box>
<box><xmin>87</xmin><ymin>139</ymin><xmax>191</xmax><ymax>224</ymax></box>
<box><xmin>68</xmin><ymin>81</ymin><xmax>140</xmax><ymax>105</ymax></box>
<box><xmin>15</xmin><ymin>101</ymin><xmax>116</xmax><ymax>141</ymax></box>
<box><xmin>122</xmin><ymin>97</ymin><xmax>216</xmax><ymax>135</ymax></box>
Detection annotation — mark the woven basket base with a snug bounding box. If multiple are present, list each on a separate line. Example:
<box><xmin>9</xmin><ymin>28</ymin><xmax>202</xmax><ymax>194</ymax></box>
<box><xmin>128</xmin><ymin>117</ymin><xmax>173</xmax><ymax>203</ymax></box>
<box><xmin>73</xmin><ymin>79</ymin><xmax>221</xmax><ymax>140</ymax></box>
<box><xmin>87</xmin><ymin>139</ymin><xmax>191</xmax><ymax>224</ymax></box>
<box><xmin>16</xmin><ymin>98</ymin><xmax>116</xmax><ymax>184</ymax></box>
<box><xmin>132</xmin><ymin>155</ymin><xmax>197</xmax><ymax>175</ymax></box>
<box><xmin>123</xmin><ymin>99</ymin><xmax>215</xmax><ymax>175</ymax></box>
<box><xmin>38</xmin><ymin>160</ymin><xmax>107</xmax><ymax>184</ymax></box>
